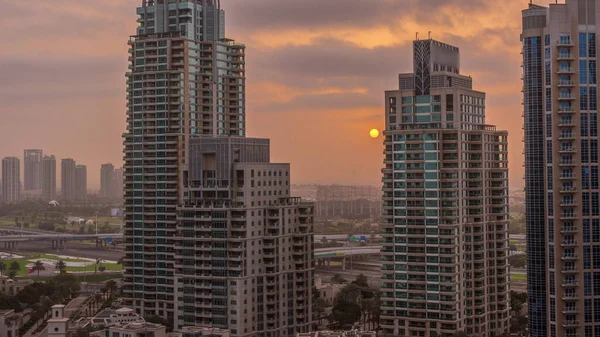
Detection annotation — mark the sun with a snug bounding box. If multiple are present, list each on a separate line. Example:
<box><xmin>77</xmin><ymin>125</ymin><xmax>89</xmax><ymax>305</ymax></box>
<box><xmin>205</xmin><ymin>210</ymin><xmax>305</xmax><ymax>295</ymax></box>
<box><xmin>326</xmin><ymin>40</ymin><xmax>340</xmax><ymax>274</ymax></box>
<box><xmin>369</xmin><ymin>129</ymin><xmax>380</xmax><ymax>138</ymax></box>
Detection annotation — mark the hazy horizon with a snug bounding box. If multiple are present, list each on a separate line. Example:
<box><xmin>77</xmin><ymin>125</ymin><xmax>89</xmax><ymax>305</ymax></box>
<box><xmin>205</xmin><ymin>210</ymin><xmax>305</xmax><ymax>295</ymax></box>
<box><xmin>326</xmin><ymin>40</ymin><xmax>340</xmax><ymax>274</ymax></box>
<box><xmin>0</xmin><ymin>0</ymin><xmax>555</xmax><ymax>189</ymax></box>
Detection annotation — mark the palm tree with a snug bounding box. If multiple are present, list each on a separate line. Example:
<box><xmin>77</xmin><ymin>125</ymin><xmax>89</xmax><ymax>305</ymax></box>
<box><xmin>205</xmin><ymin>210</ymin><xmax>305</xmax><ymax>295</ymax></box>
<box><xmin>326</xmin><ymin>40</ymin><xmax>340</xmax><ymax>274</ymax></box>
<box><xmin>9</xmin><ymin>261</ymin><xmax>19</xmax><ymax>276</ymax></box>
<box><xmin>0</xmin><ymin>261</ymin><xmax>6</xmax><ymax>278</ymax></box>
<box><xmin>105</xmin><ymin>280</ymin><xmax>118</xmax><ymax>298</ymax></box>
<box><xmin>55</xmin><ymin>260</ymin><xmax>67</xmax><ymax>274</ymax></box>
<box><xmin>32</xmin><ymin>260</ymin><xmax>45</xmax><ymax>277</ymax></box>
<box><xmin>7</xmin><ymin>270</ymin><xmax>17</xmax><ymax>280</ymax></box>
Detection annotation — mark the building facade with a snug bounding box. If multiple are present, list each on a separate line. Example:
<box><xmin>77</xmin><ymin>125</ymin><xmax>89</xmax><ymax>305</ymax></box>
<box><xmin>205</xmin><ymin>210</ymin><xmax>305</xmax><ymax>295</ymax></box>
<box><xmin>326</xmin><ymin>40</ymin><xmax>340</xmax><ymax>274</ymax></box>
<box><xmin>42</xmin><ymin>155</ymin><xmax>57</xmax><ymax>201</ymax></box>
<box><xmin>522</xmin><ymin>1</ymin><xmax>600</xmax><ymax>336</ymax></box>
<box><xmin>23</xmin><ymin>149</ymin><xmax>42</xmax><ymax>191</ymax></box>
<box><xmin>171</xmin><ymin>137</ymin><xmax>313</xmax><ymax>335</ymax></box>
<box><xmin>61</xmin><ymin>159</ymin><xmax>76</xmax><ymax>202</ymax></box>
<box><xmin>1</xmin><ymin>157</ymin><xmax>20</xmax><ymax>204</ymax></box>
<box><xmin>101</xmin><ymin>163</ymin><xmax>117</xmax><ymax>199</ymax></box>
<box><xmin>379</xmin><ymin>39</ymin><xmax>510</xmax><ymax>337</ymax></box>
<box><xmin>122</xmin><ymin>0</ymin><xmax>245</xmax><ymax>321</ymax></box>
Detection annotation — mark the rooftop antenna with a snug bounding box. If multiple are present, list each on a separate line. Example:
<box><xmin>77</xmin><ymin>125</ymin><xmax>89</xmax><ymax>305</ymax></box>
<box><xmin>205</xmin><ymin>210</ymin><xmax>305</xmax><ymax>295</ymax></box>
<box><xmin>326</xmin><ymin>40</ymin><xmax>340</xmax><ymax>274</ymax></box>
<box><xmin>428</xmin><ymin>31</ymin><xmax>432</xmax><ymax>39</ymax></box>
<box><xmin>416</xmin><ymin>32</ymin><xmax>419</xmax><ymax>40</ymax></box>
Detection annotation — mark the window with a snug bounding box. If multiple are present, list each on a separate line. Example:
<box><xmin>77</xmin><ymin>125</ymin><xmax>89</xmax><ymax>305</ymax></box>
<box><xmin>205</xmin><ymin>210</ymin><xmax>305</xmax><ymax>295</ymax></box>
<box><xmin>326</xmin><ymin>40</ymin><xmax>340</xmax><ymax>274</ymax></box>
<box><xmin>546</xmin><ymin>88</ymin><xmax>552</xmax><ymax>111</ymax></box>
<box><xmin>546</xmin><ymin>114</ymin><xmax>552</xmax><ymax>137</ymax></box>
<box><xmin>581</xmin><ymin>60</ymin><xmax>589</xmax><ymax>84</ymax></box>
<box><xmin>580</xmin><ymin>32</ymin><xmax>588</xmax><ymax>57</ymax></box>
<box><xmin>585</xmin><ymin>246</ymin><xmax>592</xmax><ymax>268</ymax></box>
<box><xmin>545</xmin><ymin>34</ymin><xmax>550</xmax><ymax>46</ymax></box>
<box><xmin>582</xmin><ymin>87</ymin><xmax>589</xmax><ymax>110</ymax></box>
<box><xmin>582</xmin><ymin>140</ymin><xmax>590</xmax><ymax>163</ymax></box>
<box><xmin>592</xmin><ymin>60</ymin><xmax>598</xmax><ymax>85</ymax></box>
<box><xmin>584</xmin><ymin>219</ymin><xmax>591</xmax><ymax>243</ymax></box>
<box><xmin>545</xmin><ymin>61</ymin><xmax>551</xmax><ymax>86</ymax></box>
<box><xmin>590</xmin><ymin>33</ymin><xmax>597</xmax><ymax>57</ymax></box>
<box><xmin>446</xmin><ymin>94</ymin><xmax>454</xmax><ymax>111</ymax></box>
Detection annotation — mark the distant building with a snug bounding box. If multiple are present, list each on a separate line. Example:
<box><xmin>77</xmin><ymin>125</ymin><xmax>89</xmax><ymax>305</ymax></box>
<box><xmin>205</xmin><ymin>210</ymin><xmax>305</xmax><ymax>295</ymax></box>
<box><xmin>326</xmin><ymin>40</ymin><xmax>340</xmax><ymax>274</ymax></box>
<box><xmin>61</xmin><ymin>159</ymin><xmax>76</xmax><ymax>202</ymax></box>
<box><xmin>23</xmin><ymin>149</ymin><xmax>42</xmax><ymax>191</ymax></box>
<box><xmin>75</xmin><ymin>165</ymin><xmax>87</xmax><ymax>201</ymax></box>
<box><xmin>100</xmin><ymin>163</ymin><xmax>116</xmax><ymax>199</ymax></box>
<box><xmin>1</xmin><ymin>157</ymin><xmax>20</xmax><ymax>204</ymax></box>
<box><xmin>314</xmin><ymin>278</ymin><xmax>343</xmax><ymax>307</ymax></box>
<box><xmin>0</xmin><ymin>309</ymin><xmax>25</xmax><ymax>337</ymax></box>
<box><xmin>115</xmin><ymin>167</ymin><xmax>123</xmax><ymax>200</ymax></box>
<box><xmin>42</xmin><ymin>155</ymin><xmax>57</xmax><ymax>201</ymax></box>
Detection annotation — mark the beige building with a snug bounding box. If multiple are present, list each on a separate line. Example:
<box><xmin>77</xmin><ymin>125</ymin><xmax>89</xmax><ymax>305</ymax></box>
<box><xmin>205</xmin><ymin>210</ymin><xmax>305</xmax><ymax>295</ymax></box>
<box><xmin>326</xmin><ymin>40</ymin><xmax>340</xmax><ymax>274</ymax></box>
<box><xmin>522</xmin><ymin>1</ymin><xmax>600</xmax><ymax>336</ymax></box>
<box><xmin>0</xmin><ymin>276</ymin><xmax>33</xmax><ymax>296</ymax></box>
<box><xmin>170</xmin><ymin>137</ymin><xmax>314</xmax><ymax>336</ymax></box>
<box><xmin>42</xmin><ymin>155</ymin><xmax>57</xmax><ymax>201</ymax></box>
<box><xmin>0</xmin><ymin>309</ymin><xmax>24</xmax><ymax>337</ymax></box>
<box><xmin>379</xmin><ymin>39</ymin><xmax>510</xmax><ymax>337</ymax></box>
<box><xmin>168</xmin><ymin>326</ymin><xmax>231</xmax><ymax>337</ymax></box>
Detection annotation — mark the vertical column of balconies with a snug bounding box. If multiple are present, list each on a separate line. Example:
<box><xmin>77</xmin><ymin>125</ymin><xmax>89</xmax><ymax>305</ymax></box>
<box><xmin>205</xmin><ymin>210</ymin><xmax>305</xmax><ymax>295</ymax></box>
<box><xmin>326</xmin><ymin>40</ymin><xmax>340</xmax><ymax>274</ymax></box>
<box><xmin>555</xmin><ymin>38</ymin><xmax>581</xmax><ymax>336</ymax></box>
<box><xmin>485</xmin><ymin>132</ymin><xmax>511</xmax><ymax>334</ymax></box>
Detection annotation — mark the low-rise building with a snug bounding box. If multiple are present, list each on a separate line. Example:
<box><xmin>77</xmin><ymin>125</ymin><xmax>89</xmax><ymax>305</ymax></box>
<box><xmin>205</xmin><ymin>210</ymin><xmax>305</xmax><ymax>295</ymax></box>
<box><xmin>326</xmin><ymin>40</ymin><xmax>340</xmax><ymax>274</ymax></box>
<box><xmin>168</xmin><ymin>326</ymin><xmax>231</xmax><ymax>337</ymax></box>
<box><xmin>314</xmin><ymin>278</ymin><xmax>343</xmax><ymax>306</ymax></box>
<box><xmin>108</xmin><ymin>322</ymin><xmax>166</xmax><ymax>337</ymax></box>
<box><xmin>297</xmin><ymin>331</ymin><xmax>376</xmax><ymax>337</ymax></box>
<box><xmin>0</xmin><ymin>309</ymin><xmax>25</xmax><ymax>337</ymax></box>
<box><xmin>0</xmin><ymin>277</ymin><xmax>34</xmax><ymax>296</ymax></box>
<box><xmin>90</xmin><ymin>307</ymin><xmax>145</xmax><ymax>327</ymax></box>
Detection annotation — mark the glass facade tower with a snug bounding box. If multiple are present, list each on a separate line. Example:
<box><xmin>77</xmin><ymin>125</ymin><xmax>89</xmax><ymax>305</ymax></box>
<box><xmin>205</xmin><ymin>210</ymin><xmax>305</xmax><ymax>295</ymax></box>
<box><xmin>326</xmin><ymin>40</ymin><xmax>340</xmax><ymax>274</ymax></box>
<box><xmin>522</xmin><ymin>1</ymin><xmax>600</xmax><ymax>336</ymax></box>
<box><xmin>380</xmin><ymin>39</ymin><xmax>510</xmax><ymax>337</ymax></box>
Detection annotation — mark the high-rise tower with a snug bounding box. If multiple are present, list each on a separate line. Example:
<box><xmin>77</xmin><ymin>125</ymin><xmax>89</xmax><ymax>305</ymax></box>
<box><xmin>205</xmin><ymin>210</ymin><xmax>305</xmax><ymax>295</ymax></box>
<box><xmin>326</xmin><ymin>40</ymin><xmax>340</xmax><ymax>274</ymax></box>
<box><xmin>1</xmin><ymin>157</ymin><xmax>21</xmax><ymax>204</ymax></box>
<box><xmin>24</xmin><ymin>149</ymin><xmax>42</xmax><ymax>191</ymax></box>
<box><xmin>522</xmin><ymin>1</ymin><xmax>600</xmax><ymax>336</ymax></box>
<box><xmin>123</xmin><ymin>0</ymin><xmax>246</xmax><ymax>321</ymax></box>
<box><xmin>380</xmin><ymin>39</ymin><xmax>510</xmax><ymax>337</ymax></box>
<box><xmin>42</xmin><ymin>155</ymin><xmax>57</xmax><ymax>201</ymax></box>
<box><xmin>61</xmin><ymin>159</ymin><xmax>76</xmax><ymax>202</ymax></box>
<box><xmin>100</xmin><ymin>163</ymin><xmax>117</xmax><ymax>199</ymax></box>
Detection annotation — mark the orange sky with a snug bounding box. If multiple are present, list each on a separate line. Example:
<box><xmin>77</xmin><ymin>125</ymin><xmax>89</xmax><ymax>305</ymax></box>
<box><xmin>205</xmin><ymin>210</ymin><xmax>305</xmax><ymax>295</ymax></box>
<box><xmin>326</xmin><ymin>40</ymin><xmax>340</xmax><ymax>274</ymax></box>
<box><xmin>0</xmin><ymin>0</ymin><xmax>557</xmax><ymax>189</ymax></box>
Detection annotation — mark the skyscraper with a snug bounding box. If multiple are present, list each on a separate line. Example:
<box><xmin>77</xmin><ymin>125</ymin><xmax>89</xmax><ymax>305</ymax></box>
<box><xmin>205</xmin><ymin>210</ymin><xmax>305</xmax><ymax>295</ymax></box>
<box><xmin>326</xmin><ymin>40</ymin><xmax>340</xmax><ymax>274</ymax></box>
<box><xmin>1</xmin><ymin>157</ymin><xmax>20</xmax><ymax>204</ymax></box>
<box><xmin>42</xmin><ymin>155</ymin><xmax>57</xmax><ymax>201</ymax></box>
<box><xmin>123</xmin><ymin>0</ymin><xmax>246</xmax><ymax>321</ymax></box>
<box><xmin>75</xmin><ymin>165</ymin><xmax>87</xmax><ymax>201</ymax></box>
<box><xmin>173</xmin><ymin>137</ymin><xmax>313</xmax><ymax>334</ymax></box>
<box><xmin>522</xmin><ymin>1</ymin><xmax>599</xmax><ymax>336</ymax></box>
<box><xmin>380</xmin><ymin>39</ymin><xmax>510</xmax><ymax>337</ymax></box>
<box><xmin>122</xmin><ymin>1</ymin><xmax>313</xmax><ymax>334</ymax></box>
<box><xmin>24</xmin><ymin>149</ymin><xmax>42</xmax><ymax>191</ymax></box>
<box><xmin>61</xmin><ymin>158</ymin><xmax>76</xmax><ymax>202</ymax></box>
<box><xmin>100</xmin><ymin>163</ymin><xmax>116</xmax><ymax>199</ymax></box>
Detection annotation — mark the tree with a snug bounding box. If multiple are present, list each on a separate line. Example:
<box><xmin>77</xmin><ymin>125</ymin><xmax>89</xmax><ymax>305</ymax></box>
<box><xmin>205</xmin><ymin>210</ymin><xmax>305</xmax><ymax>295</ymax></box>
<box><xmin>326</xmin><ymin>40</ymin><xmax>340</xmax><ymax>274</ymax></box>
<box><xmin>331</xmin><ymin>299</ymin><xmax>361</xmax><ymax>327</ymax></box>
<box><xmin>0</xmin><ymin>261</ymin><xmax>6</xmax><ymax>277</ymax></box>
<box><xmin>7</xmin><ymin>270</ymin><xmax>17</xmax><ymax>280</ymax></box>
<box><xmin>331</xmin><ymin>274</ymin><xmax>347</xmax><ymax>284</ymax></box>
<box><xmin>509</xmin><ymin>254</ymin><xmax>527</xmax><ymax>268</ymax></box>
<box><xmin>352</xmin><ymin>274</ymin><xmax>369</xmax><ymax>288</ymax></box>
<box><xmin>55</xmin><ymin>260</ymin><xmax>67</xmax><ymax>274</ymax></box>
<box><xmin>312</xmin><ymin>298</ymin><xmax>326</xmax><ymax>325</ymax></box>
<box><xmin>511</xmin><ymin>291</ymin><xmax>528</xmax><ymax>316</ymax></box>
<box><xmin>32</xmin><ymin>261</ymin><xmax>45</xmax><ymax>277</ymax></box>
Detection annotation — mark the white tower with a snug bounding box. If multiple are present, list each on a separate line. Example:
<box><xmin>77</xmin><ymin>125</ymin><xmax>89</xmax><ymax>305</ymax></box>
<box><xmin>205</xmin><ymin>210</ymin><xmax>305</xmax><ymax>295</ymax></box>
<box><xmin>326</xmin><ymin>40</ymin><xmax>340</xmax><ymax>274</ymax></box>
<box><xmin>47</xmin><ymin>304</ymin><xmax>68</xmax><ymax>337</ymax></box>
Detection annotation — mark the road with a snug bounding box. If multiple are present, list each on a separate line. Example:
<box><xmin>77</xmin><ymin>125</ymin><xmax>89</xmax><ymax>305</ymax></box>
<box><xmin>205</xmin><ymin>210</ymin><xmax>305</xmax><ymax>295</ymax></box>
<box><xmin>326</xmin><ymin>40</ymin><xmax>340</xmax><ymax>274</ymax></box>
<box><xmin>4</xmin><ymin>240</ymin><xmax>123</xmax><ymax>262</ymax></box>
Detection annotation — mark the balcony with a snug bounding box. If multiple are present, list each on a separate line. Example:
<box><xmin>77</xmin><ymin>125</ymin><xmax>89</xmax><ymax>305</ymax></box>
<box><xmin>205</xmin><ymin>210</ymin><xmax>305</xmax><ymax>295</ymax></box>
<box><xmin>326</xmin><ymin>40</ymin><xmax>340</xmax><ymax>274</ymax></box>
<box><xmin>561</xmin><ymin>254</ymin><xmax>578</xmax><ymax>261</ymax></box>
<box><xmin>562</xmin><ymin>281</ymin><xmax>579</xmax><ymax>287</ymax></box>
<box><xmin>562</xmin><ymin>321</ymin><xmax>579</xmax><ymax>328</ymax></box>
<box><xmin>557</xmin><ymin>68</ymin><xmax>575</xmax><ymax>74</ymax></box>
<box><xmin>558</xmin><ymin>134</ymin><xmax>575</xmax><ymax>140</ymax></box>
<box><xmin>558</xmin><ymin>80</ymin><xmax>575</xmax><ymax>87</ymax></box>
<box><xmin>559</xmin><ymin>174</ymin><xmax>576</xmax><ymax>180</ymax></box>
<box><xmin>562</xmin><ymin>307</ymin><xmax>578</xmax><ymax>314</ymax></box>
<box><xmin>559</xmin><ymin>147</ymin><xmax>576</xmax><ymax>153</ymax></box>
<box><xmin>561</xmin><ymin>240</ymin><xmax>578</xmax><ymax>247</ymax></box>
<box><xmin>562</xmin><ymin>267</ymin><xmax>578</xmax><ymax>273</ymax></box>
<box><xmin>558</xmin><ymin>107</ymin><xmax>575</xmax><ymax>114</ymax></box>
<box><xmin>560</xmin><ymin>226</ymin><xmax>578</xmax><ymax>233</ymax></box>
<box><xmin>561</xmin><ymin>186</ymin><xmax>577</xmax><ymax>193</ymax></box>
<box><xmin>558</xmin><ymin>94</ymin><xmax>576</xmax><ymax>100</ymax></box>
<box><xmin>560</xmin><ymin>213</ymin><xmax>576</xmax><ymax>220</ymax></box>
<box><xmin>559</xmin><ymin>119</ymin><xmax>575</xmax><ymax>126</ymax></box>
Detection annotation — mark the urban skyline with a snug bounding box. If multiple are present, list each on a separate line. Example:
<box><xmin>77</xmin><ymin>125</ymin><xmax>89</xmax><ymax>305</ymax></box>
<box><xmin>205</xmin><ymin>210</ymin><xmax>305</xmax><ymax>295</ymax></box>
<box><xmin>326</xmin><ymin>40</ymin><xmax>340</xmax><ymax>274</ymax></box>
<box><xmin>0</xmin><ymin>1</ymin><xmax>566</xmax><ymax>190</ymax></box>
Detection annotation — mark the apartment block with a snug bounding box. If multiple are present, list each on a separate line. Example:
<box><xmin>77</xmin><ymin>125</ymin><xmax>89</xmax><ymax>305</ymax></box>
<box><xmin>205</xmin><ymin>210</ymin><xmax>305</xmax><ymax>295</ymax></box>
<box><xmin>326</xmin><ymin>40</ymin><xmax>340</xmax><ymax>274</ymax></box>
<box><xmin>75</xmin><ymin>165</ymin><xmax>87</xmax><ymax>201</ymax></box>
<box><xmin>522</xmin><ymin>1</ymin><xmax>600</xmax><ymax>336</ymax></box>
<box><xmin>379</xmin><ymin>39</ymin><xmax>510</xmax><ymax>337</ymax></box>
<box><xmin>101</xmin><ymin>163</ymin><xmax>117</xmax><ymax>199</ymax></box>
<box><xmin>23</xmin><ymin>149</ymin><xmax>42</xmax><ymax>191</ymax></box>
<box><xmin>1</xmin><ymin>157</ymin><xmax>20</xmax><ymax>204</ymax></box>
<box><xmin>167</xmin><ymin>137</ymin><xmax>313</xmax><ymax>336</ymax></box>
